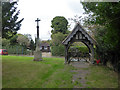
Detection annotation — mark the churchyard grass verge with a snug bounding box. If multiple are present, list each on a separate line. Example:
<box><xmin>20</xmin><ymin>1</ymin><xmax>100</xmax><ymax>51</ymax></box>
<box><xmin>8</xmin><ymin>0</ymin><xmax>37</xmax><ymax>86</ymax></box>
<box><xmin>85</xmin><ymin>65</ymin><xmax>118</xmax><ymax>88</ymax></box>
<box><xmin>2</xmin><ymin>56</ymin><xmax>118</xmax><ymax>88</ymax></box>
<box><xmin>2</xmin><ymin>56</ymin><xmax>74</xmax><ymax>88</ymax></box>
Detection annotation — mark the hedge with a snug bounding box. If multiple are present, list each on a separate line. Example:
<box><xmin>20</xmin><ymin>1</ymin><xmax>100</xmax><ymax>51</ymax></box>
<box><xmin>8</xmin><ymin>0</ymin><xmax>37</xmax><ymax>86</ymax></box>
<box><xmin>69</xmin><ymin>46</ymin><xmax>89</xmax><ymax>53</ymax></box>
<box><xmin>2</xmin><ymin>45</ymin><xmax>31</xmax><ymax>55</ymax></box>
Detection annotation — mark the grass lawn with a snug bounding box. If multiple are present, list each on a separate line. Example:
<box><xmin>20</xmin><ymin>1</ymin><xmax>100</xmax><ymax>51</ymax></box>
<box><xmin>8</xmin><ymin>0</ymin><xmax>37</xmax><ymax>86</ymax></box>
<box><xmin>2</xmin><ymin>56</ymin><xmax>119</xmax><ymax>88</ymax></box>
<box><xmin>2</xmin><ymin>56</ymin><xmax>75</xmax><ymax>88</ymax></box>
<box><xmin>85</xmin><ymin>65</ymin><xmax>118</xmax><ymax>88</ymax></box>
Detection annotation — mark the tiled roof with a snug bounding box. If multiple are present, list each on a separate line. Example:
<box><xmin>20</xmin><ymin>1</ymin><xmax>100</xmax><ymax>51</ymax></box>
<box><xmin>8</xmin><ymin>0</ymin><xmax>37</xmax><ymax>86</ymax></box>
<box><xmin>62</xmin><ymin>23</ymin><xmax>96</xmax><ymax>45</ymax></box>
<box><xmin>41</xmin><ymin>43</ymin><xmax>50</xmax><ymax>46</ymax></box>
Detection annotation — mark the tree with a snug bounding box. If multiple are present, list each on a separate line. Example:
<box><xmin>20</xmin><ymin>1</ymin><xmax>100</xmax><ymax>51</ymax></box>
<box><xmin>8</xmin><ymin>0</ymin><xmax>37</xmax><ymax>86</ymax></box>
<box><xmin>29</xmin><ymin>39</ymin><xmax>35</xmax><ymax>54</ymax></box>
<box><xmin>24</xmin><ymin>34</ymin><xmax>32</xmax><ymax>41</ymax></box>
<box><xmin>50</xmin><ymin>32</ymin><xmax>67</xmax><ymax>56</ymax></box>
<box><xmin>50</xmin><ymin>16</ymin><xmax>70</xmax><ymax>56</ymax></box>
<box><xmin>9</xmin><ymin>34</ymin><xmax>18</xmax><ymax>45</ymax></box>
<box><xmin>81</xmin><ymin>2</ymin><xmax>120</xmax><ymax>48</ymax></box>
<box><xmin>17</xmin><ymin>34</ymin><xmax>30</xmax><ymax>48</ymax></box>
<box><xmin>81</xmin><ymin>2</ymin><xmax>120</xmax><ymax>47</ymax></box>
<box><xmin>2</xmin><ymin>2</ymin><xmax>24</xmax><ymax>39</ymax></box>
<box><xmin>81</xmin><ymin>2</ymin><xmax>120</xmax><ymax>71</ymax></box>
<box><xmin>51</xmin><ymin>32</ymin><xmax>67</xmax><ymax>46</ymax></box>
<box><xmin>2</xmin><ymin>38</ymin><xmax>10</xmax><ymax>46</ymax></box>
<box><xmin>51</xmin><ymin>16</ymin><xmax>68</xmax><ymax>34</ymax></box>
<box><xmin>68</xmin><ymin>15</ymin><xmax>83</xmax><ymax>24</ymax></box>
<box><xmin>41</xmin><ymin>40</ymin><xmax>51</xmax><ymax>44</ymax></box>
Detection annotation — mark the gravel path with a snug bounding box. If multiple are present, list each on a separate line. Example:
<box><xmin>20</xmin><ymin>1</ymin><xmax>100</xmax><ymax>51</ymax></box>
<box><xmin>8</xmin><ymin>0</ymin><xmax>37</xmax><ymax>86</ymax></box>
<box><xmin>70</xmin><ymin>61</ymin><xmax>90</xmax><ymax>88</ymax></box>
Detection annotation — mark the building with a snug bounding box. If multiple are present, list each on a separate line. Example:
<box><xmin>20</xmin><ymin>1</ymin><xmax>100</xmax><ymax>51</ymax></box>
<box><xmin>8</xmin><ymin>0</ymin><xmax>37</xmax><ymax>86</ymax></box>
<box><xmin>40</xmin><ymin>42</ymin><xmax>51</xmax><ymax>52</ymax></box>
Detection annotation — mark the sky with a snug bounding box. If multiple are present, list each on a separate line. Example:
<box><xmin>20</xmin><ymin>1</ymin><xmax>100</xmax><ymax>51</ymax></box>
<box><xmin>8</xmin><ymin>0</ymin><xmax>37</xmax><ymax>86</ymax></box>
<box><xmin>17</xmin><ymin>0</ymin><xmax>85</xmax><ymax>41</ymax></box>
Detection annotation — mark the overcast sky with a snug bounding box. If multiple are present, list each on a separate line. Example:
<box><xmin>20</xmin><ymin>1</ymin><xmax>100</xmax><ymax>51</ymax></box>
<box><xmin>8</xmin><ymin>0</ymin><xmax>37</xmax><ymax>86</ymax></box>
<box><xmin>17</xmin><ymin>0</ymin><xmax>85</xmax><ymax>41</ymax></box>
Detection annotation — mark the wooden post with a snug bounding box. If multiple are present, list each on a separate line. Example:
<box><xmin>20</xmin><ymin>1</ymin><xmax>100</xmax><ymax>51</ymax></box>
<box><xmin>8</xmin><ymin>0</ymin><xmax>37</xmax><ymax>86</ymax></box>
<box><xmin>90</xmin><ymin>44</ymin><xmax>94</xmax><ymax>64</ymax></box>
<box><xmin>65</xmin><ymin>45</ymin><xmax>68</xmax><ymax>64</ymax></box>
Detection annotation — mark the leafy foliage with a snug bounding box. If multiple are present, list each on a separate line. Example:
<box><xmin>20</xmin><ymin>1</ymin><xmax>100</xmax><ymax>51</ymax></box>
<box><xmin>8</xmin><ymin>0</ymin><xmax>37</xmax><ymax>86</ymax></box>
<box><xmin>50</xmin><ymin>16</ymin><xmax>70</xmax><ymax>56</ymax></box>
<box><xmin>51</xmin><ymin>45</ymin><xmax>65</xmax><ymax>56</ymax></box>
<box><xmin>2</xmin><ymin>2</ymin><xmax>24</xmax><ymax>39</ymax></box>
<box><xmin>51</xmin><ymin>32</ymin><xmax>67</xmax><ymax>46</ymax></box>
<box><xmin>82</xmin><ymin>2</ymin><xmax>120</xmax><ymax>48</ymax></box>
<box><xmin>69</xmin><ymin>46</ymin><xmax>89</xmax><ymax>53</ymax></box>
<box><xmin>2</xmin><ymin>45</ymin><xmax>30</xmax><ymax>55</ymax></box>
<box><xmin>2</xmin><ymin>33</ymin><xmax>34</xmax><ymax>55</ymax></box>
<box><xmin>17</xmin><ymin>34</ymin><xmax>30</xmax><ymax>48</ymax></box>
<box><xmin>24</xmin><ymin>34</ymin><xmax>32</xmax><ymax>40</ymax></box>
<box><xmin>51</xmin><ymin>16</ymin><xmax>68</xmax><ymax>34</ymax></box>
<box><xmin>81</xmin><ymin>2</ymin><xmax>120</xmax><ymax>72</ymax></box>
<box><xmin>29</xmin><ymin>39</ymin><xmax>35</xmax><ymax>51</ymax></box>
<box><xmin>50</xmin><ymin>32</ymin><xmax>67</xmax><ymax>56</ymax></box>
<box><xmin>9</xmin><ymin>34</ymin><xmax>18</xmax><ymax>45</ymax></box>
<box><xmin>2</xmin><ymin>38</ymin><xmax>10</xmax><ymax>46</ymax></box>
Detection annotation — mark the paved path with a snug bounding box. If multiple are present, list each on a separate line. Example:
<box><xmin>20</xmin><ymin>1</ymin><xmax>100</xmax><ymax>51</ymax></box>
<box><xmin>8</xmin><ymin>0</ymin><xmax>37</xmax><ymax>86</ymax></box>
<box><xmin>70</xmin><ymin>61</ymin><xmax>90</xmax><ymax>88</ymax></box>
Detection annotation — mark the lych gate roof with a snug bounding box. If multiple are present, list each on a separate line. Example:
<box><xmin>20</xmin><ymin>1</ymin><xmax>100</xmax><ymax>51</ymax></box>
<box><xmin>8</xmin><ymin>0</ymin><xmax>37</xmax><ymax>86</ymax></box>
<box><xmin>62</xmin><ymin>23</ymin><xmax>96</xmax><ymax>45</ymax></box>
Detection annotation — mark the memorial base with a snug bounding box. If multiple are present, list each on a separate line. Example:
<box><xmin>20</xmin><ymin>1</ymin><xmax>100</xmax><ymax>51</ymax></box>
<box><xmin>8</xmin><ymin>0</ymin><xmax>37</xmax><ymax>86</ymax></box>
<box><xmin>33</xmin><ymin>50</ymin><xmax>42</xmax><ymax>61</ymax></box>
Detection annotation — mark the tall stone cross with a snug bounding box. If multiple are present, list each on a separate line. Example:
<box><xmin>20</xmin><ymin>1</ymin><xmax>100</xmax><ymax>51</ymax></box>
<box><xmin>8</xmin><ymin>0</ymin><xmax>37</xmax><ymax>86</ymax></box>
<box><xmin>35</xmin><ymin>18</ymin><xmax>41</xmax><ymax>39</ymax></box>
<box><xmin>33</xmin><ymin>18</ymin><xmax>42</xmax><ymax>61</ymax></box>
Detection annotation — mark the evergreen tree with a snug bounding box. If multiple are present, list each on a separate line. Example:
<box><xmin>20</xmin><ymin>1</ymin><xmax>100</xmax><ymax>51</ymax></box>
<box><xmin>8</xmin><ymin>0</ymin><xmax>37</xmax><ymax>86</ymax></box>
<box><xmin>51</xmin><ymin>16</ymin><xmax>68</xmax><ymax>34</ymax></box>
<box><xmin>2</xmin><ymin>1</ymin><xmax>24</xmax><ymax>39</ymax></box>
<box><xmin>50</xmin><ymin>16</ymin><xmax>70</xmax><ymax>56</ymax></box>
<box><xmin>10</xmin><ymin>34</ymin><xmax>18</xmax><ymax>45</ymax></box>
<box><xmin>30</xmin><ymin>39</ymin><xmax>35</xmax><ymax>51</ymax></box>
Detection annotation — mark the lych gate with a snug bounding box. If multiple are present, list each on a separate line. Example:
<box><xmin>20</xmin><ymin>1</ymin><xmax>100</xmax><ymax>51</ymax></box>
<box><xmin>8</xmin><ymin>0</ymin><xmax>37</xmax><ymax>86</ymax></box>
<box><xmin>62</xmin><ymin>23</ymin><xmax>96</xmax><ymax>64</ymax></box>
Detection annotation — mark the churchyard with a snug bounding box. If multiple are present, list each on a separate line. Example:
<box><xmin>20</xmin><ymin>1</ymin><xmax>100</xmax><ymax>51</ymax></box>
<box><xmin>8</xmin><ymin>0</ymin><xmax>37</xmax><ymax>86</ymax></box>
<box><xmin>2</xmin><ymin>56</ymin><xmax>118</xmax><ymax>88</ymax></box>
<box><xmin>1</xmin><ymin>1</ymin><xmax>120</xmax><ymax>89</ymax></box>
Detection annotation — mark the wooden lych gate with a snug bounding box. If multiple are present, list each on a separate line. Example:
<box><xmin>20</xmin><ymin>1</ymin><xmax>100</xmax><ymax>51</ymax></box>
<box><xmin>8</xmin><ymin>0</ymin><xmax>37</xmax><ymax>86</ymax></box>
<box><xmin>62</xmin><ymin>23</ymin><xmax>96</xmax><ymax>64</ymax></box>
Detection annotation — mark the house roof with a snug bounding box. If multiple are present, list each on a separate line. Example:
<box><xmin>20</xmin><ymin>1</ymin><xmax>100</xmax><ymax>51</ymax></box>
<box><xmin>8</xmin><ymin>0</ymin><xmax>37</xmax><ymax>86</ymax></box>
<box><xmin>62</xmin><ymin>23</ymin><xmax>96</xmax><ymax>45</ymax></box>
<box><xmin>41</xmin><ymin>43</ymin><xmax>50</xmax><ymax>47</ymax></box>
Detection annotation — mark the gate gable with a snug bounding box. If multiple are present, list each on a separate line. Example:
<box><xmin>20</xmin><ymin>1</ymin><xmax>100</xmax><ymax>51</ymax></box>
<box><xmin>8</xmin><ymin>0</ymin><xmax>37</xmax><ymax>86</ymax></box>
<box><xmin>62</xmin><ymin>23</ymin><xmax>96</xmax><ymax>45</ymax></box>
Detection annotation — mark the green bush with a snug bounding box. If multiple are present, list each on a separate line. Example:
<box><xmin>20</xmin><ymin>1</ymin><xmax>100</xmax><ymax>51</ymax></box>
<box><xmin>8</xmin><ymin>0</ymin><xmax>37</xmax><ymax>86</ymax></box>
<box><xmin>69</xmin><ymin>46</ymin><xmax>89</xmax><ymax>53</ymax></box>
<box><xmin>51</xmin><ymin>44</ymin><xmax>65</xmax><ymax>56</ymax></box>
<box><xmin>50</xmin><ymin>32</ymin><xmax>68</xmax><ymax>56</ymax></box>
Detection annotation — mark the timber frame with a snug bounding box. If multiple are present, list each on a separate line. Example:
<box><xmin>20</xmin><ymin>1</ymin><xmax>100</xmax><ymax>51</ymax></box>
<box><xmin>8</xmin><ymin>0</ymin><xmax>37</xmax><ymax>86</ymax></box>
<box><xmin>62</xmin><ymin>23</ymin><xmax>96</xmax><ymax>64</ymax></box>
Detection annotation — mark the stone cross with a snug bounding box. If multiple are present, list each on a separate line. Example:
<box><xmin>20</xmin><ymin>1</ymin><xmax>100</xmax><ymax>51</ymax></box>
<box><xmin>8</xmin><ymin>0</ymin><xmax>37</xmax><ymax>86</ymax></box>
<box><xmin>35</xmin><ymin>18</ymin><xmax>41</xmax><ymax>39</ymax></box>
<box><xmin>34</xmin><ymin>18</ymin><xmax>42</xmax><ymax>61</ymax></box>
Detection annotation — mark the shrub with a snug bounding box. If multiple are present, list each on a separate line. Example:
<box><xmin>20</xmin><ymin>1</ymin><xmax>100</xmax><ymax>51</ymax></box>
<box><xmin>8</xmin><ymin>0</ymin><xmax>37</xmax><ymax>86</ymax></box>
<box><xmin>51</xmin><ymin>44</ymin><xmax>65</xmax><ymax>56</ymax></box>
<box><xmin>50</xmin><ymin>32</ymin><xmax>67</xmax><ymax>56</ymax></box>
<box><xmin>2</xmin><ymin>45</ymin><xmax>31</xmax><ymax>55</ymax></box>
<box><xmin>69</xmin><ymin>46</ymin><xmax>89</xmax><ymax>53</ymax></box>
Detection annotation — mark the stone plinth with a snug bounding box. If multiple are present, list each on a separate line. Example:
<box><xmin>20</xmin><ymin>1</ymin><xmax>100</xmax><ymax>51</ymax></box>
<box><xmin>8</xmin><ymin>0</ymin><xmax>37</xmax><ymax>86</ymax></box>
<box><xmin>33</xmin><ymin>50</ymin><xmax>42</xmax><ymax>61</ymax></box>
<box><xmin>33</xmin><ymin>39</ymin><xmax>42</xmax><ymax>61</ymax></box>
